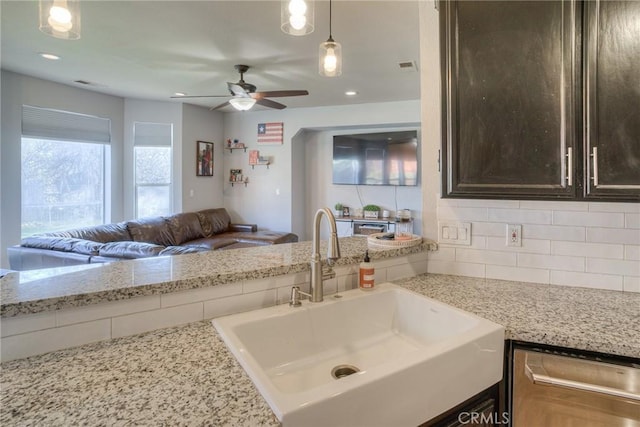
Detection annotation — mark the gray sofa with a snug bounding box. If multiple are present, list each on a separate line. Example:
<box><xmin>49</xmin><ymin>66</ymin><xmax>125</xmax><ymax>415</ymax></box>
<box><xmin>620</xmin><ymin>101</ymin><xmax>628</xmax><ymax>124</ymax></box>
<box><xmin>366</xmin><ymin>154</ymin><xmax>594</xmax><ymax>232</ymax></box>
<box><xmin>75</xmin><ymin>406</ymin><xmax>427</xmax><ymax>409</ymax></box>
<box><xmin>8</xmin><ymin>208</ymin><xmax>298</xmax><ymax>271</ymax></box>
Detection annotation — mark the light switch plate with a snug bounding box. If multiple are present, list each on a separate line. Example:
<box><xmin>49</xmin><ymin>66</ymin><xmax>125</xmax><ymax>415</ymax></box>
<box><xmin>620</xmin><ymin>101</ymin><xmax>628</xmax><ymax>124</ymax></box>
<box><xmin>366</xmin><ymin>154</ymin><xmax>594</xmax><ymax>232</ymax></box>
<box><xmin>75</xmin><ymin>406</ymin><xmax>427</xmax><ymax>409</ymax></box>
<box><xmin>438</xmin><ymin>221</ymin><xmax>471</xmax><ymax>246</ymax></box>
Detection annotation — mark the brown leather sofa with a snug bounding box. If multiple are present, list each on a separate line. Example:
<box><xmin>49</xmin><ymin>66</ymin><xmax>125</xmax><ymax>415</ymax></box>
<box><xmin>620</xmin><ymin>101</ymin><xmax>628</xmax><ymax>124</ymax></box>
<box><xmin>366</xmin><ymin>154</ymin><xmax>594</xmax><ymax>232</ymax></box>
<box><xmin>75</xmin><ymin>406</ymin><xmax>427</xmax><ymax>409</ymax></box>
<box><xmin>7</xmin><ymin>208</ymin><xmax>298</xmax><ymax>271</ymax></box>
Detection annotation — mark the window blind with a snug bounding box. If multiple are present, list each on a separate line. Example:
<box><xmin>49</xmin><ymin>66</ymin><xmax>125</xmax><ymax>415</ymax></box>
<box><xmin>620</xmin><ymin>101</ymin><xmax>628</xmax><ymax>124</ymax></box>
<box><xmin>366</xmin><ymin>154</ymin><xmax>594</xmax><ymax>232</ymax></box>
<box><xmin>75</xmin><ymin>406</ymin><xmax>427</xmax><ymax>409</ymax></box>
<box><xmin>133</xmin><ymin>122</ymin><xmax>172</xmax><ymax>147</ymax></box>
<box><xmin>22</xmin><ymin>105</ymin><xmax>111</xmax><ymax>144</ymax></box>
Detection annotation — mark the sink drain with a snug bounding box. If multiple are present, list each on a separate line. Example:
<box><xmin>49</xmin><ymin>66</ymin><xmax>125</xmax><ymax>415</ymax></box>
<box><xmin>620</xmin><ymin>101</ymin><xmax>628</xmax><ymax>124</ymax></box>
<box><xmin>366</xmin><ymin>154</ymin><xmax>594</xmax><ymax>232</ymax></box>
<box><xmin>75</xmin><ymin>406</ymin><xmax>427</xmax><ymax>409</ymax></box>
<box><xmin>331</xmin><ymin>364</ymin><xmax>360</xmax><ymax>379</ymax></box>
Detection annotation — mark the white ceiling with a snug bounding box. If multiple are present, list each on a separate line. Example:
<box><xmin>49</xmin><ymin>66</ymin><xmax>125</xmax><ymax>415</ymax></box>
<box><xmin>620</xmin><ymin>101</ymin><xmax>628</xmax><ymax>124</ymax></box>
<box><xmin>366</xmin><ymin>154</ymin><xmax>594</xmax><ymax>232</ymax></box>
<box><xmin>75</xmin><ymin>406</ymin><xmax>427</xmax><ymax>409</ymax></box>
<box><xmin>0</xmin><ymin>1</ymin><xmax>422</xmax><ymax>112</ymax></box>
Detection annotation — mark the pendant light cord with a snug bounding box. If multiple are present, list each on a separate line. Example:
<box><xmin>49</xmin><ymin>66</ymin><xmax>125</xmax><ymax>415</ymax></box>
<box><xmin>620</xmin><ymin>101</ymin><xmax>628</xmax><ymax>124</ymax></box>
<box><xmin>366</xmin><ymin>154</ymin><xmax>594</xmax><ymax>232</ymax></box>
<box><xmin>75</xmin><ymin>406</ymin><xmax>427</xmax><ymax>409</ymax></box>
<box><xmin>328</xmin><ymin>0</ymin><xmax>333</xmax><ymax>41</ymax></box>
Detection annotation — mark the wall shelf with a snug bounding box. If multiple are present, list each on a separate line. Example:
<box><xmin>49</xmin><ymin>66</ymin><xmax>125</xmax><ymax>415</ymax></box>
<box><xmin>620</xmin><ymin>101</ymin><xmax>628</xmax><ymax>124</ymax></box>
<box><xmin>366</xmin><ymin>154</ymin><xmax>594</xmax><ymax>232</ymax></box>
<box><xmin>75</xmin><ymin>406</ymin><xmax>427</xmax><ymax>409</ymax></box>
<box><xmin>229</xmin><ymin>181</ymin><xmax>248</xmax><ymax>187</ymax></box>
<box><xmin>225</xmin><ymin>146</ymin><xmax>247</xmax><ymax>153</ymax></box>
<box><xmin>250</xmin><ymin>163</ymin><xmax>270</xmax><ymax>169</ymax></box>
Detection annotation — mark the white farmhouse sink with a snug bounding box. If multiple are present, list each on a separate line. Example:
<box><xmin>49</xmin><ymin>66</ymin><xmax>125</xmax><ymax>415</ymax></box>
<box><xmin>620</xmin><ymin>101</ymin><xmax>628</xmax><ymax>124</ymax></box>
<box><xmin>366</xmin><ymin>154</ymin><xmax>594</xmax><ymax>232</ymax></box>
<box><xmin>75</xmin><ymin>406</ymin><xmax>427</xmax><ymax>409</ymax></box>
<box><xmin>213</xmin><ymin>283</ymin><xmax>504</xmax><ymax>427</ymax></box>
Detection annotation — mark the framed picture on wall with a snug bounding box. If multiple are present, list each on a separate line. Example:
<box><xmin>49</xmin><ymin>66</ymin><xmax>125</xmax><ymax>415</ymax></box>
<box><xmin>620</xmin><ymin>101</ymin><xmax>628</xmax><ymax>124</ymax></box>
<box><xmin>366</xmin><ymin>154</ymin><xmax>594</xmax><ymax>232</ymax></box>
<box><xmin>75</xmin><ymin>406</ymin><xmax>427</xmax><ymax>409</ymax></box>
<box><xmin>196</xmin><ymin>141</ymin><xmax>214</xmax><ymax>176</ymax></box>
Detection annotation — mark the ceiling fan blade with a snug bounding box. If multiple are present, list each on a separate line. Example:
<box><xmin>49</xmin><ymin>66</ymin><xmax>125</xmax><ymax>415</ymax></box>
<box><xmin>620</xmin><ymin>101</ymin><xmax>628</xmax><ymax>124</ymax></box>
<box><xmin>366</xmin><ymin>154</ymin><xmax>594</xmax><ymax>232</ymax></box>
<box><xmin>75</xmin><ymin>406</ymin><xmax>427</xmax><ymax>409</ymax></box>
<box><xmin>256</xmin><ymin>98</ymin><xmax>286</xmax><ymax>110</ymax></box>
<box><xmin>209</xmin><ymin>101</ymin><xmax>231</xmax><ymax>111</ymax></box>
<box><xmin>227</xmin><ymin>82</ymin><xmax>250</xmax><ymax>97</ymax></box>
<box><xmin>253</xmin><ymin>90</ymin><xmax>309</xmax><ymax>98</ymax></box>
<box><xmin>171</xmin><ymin>95</ymin><xmax>229</xmax><ymax>98</ymax></box>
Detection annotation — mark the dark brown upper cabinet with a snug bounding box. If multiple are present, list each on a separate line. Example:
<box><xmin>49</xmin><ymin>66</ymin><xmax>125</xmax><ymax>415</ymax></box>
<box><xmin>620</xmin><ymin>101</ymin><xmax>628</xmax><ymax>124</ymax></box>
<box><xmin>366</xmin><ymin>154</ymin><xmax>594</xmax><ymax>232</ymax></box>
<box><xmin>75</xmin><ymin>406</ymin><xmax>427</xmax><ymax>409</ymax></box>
<box><xmin>441</xmin><ymin>0</ymin><xmax>639</xmax><ymax>202</ymax></box>
<box><xmin>584</xmin><ymin>0</ymin><xmax>640</xmax><ymax>199</ymax></box>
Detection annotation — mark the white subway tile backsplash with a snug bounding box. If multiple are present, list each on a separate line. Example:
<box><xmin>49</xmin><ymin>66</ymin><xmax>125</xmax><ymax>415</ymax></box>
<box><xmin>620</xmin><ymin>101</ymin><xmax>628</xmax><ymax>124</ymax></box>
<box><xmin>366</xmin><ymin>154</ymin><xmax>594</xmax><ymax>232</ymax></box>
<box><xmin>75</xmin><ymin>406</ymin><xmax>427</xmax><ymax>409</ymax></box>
<box><xmin>623</xmin><ymin>276</ymin><xmax>640</xmax><ymax>293</ymax></box>
<box><xmin>471</xmin><ymin>222</ymin><xmax>506</xmax><ymax>237</ymax></box>
<box><xmin>58</xmin><ymin>296</ymin><xmax>161</xmax><ymax>326</ymax></box>
<box><xmin>626</xmin><ymin>213</ymin><xmax>640</xmax><ymax>229</ymax></box>
<box><xmin>1</xmin><ymin>319</ymin><xmax>111</xmax><ymax>362</ymax></box>
<box><xmin>438</xmin><ymin>198</ymin><xmax>519</xmax><ymax>209</ymax></box>
<box><xmin>551</xmin><ymin>241</ymin><xmax>624</xmax><ymax>260</ymax></box>
<box><xmin>586</xmin><ymin>258</ymin><xmax>640</xmax><ymax>277</ymax></box>
<box><xmin>488</xmin><ymin>208</ymin><xmax>552</xmax><ymax>225</ymax></box>
<box><xmin>374</xmin><ymin>267</ymin><xmax>387</xmax><ymax>284</ymax></box>
<box><xmin>588</xmin><ymin>202</ymin><xmax>640</xmax><ymax>213</ymax></box>
<box><xmin>426</xmin><ymin>260</ymin><xmax>486</xmax><ymax>278</ymax></box>
<box><xmin>520</xmin><ymin>200</ymin><xmax>588</xmax><ymax>211</ymax></box>
<box><xmin>438</xmin><ymin>205</ymin><xmax>489</xmax><ymax>222</ymax></box>
<box><xmin>373</xmin><ymin>256</ymin><xmax>409</xmax><ymax>269</ymax></box>
<box><xmin>587</xmin><ymin>227</ymin><xmax>640</xmax><ymax>245</ymax></box>
<box><xmin>112</xmin><ymin>303</ymin><xmax>203</xmax><ymax>338</ymax></box>
<box><xmin>625</xmin><ymin>245</ymin><xmax>640</xmax><ymax>261</ymax></box>
<box><xmin>161</xmin><ymin>283</ymin><xmax>239</xmax><ymax>308</ymax></box>
<box><xmin>456</xmin><ymin>248</ymin><xmax>517</xmax><ymax>266</ymax></box>
<box><xmin>387</xmin><ymin>261</ymin><xmax>428</xmax><ymax>281</ymax></box>
<box><xmin>338</xmin><ymin>274</ymin><xmax>358</xmax><ymax>292</ymax></box>
<box><xmin>518</xmin><ymin>253</ymin><xmax>584</xmax><ymax>272</ymax></box>
<box><xmin>427</xmin><ymin>247</ymin><xmax>456</xmax><ymax>261</ymax></box>
<box><xmin>487</xmin><ymin>237</ymin><xmax>551</xmax><ymax>254</ymax></box>
<box><xmin>553</xmin><ymin>211</ymin><xmax>624</xmax><ymax>228</ymax></box>
<box><xmin>0</xmin><ymin>312</ymin><xmax>56</xmax><ymax>338</ymax></box>
<box><xmin>550</xmin><ymin>271</ymin><xmax>623</xmax><ymax>291</ymax></box>
<box><xmin>486</xmin><ymin>265</ymin><xmax>549</xmax><ymax>284</ymax></box>
<box><xmin>525</xmin><ymin>224</ymin><xmax>585</xmax><ymax>242</ymax></box>
<box><xmin>203</xmin><ymin>290</ymin><xmax>276</xmax><ymax>319</ymax></box>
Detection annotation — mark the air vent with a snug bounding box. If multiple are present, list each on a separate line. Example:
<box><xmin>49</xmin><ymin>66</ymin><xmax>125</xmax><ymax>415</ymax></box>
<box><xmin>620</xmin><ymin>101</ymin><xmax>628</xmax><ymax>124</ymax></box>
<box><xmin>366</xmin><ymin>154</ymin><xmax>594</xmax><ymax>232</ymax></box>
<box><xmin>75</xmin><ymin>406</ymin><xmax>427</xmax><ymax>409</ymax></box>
<box><xmin>398</xmin><ymin>60</ymin><xmax>418</xmax><ymax>72</ymax></box>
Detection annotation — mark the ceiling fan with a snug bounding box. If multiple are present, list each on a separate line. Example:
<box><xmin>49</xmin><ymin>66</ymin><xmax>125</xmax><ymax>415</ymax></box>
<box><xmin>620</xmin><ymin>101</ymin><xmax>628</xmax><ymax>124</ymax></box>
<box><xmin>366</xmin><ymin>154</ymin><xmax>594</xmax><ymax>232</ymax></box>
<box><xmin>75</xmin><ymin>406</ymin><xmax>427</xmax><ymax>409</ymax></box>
<box><xmin>172</xmin><ymin>64</ymin><xmax>309</xmax><ymax>111</ymax></box>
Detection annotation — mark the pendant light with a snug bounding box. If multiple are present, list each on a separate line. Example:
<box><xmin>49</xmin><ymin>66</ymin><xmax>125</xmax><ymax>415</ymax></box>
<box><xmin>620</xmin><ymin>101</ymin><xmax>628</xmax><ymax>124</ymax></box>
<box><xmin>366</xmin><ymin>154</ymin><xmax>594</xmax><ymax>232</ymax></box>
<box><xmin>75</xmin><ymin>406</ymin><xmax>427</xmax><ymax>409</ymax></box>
<box><xmin>229</xmin><ymin>97</ymin><xmax>257</xmax><ymax>111</ymax></box>
<box><xmin>281</xmin><ymin>0</ymin><xmax>314</xmax><ymax>36</ymax></box>
<box><xmin>39</xmin><ymin>0</ymin><xmax>81</xmax><ymax>40</ymax></box>
<box><xmin>319</xmin><ymin>0</ymin><xmax>341</xmax><ymax>77</ymax></box>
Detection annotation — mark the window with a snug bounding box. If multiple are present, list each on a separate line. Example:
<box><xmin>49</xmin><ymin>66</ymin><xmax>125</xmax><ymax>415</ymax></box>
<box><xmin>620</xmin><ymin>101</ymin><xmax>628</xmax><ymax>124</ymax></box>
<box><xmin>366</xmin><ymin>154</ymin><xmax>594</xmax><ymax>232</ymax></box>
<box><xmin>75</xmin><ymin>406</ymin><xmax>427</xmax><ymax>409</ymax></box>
<box><xmin>133</xmin><ymin>122</ymin><xmax>173</xmax><ymax>218</ymax></box>
<box><xmin>21</xmin><ymin>106</ymin><xmax>110</xmax><ymax>237</ymax></box>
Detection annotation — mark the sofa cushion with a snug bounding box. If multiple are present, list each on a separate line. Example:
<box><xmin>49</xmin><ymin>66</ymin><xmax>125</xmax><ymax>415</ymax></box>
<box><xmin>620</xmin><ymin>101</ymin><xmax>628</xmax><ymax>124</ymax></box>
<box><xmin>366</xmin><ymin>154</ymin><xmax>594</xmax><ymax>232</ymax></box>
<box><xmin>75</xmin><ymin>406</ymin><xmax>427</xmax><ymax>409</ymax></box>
<box><xmin>126</xmin><ymin>217</ymin><xmax>176</xmax><ymax>246</ymax></box>
<box><xmin>21</xmin><ymin>236</ymin><xmax>103</xmax><ymax>255</ymax></box>
<box><xmin>196</xmin><ymin>208</ymin><xmax>231</xmax><ymax>236</ymax></box>
<box><xmin>159</xmin><ymin>246</ymin><xmax>209</xmax><ymax>256</ymax></box>
<box><xmin>45</xmin><ymin>222</ymin><xmax>131</xmax><ymax>243</ymax></box>
<box><xmin>99</xmin><ymin>241</ymin><xmax>165</xmax><ymax>259</ymax></box>
<box><xmin>165</xmin><ymin>212</ymin><xmax>205</xmax><ymax>245</ymax></box>
<box><xmin>182</xmin><ymin>237</ymin><xmax>238</xmax><ymax>250</ymax></box>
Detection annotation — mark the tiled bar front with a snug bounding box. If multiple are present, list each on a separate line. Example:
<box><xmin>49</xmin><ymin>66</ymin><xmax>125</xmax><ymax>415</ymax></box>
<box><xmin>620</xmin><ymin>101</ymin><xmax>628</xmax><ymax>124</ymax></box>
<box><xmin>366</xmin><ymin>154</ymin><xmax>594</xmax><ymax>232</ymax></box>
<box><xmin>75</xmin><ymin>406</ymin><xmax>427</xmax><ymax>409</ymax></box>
<box><xmin>0</xmin><ymin>238</ymin><xmax>431</xmax><ymax>361</ymax></box>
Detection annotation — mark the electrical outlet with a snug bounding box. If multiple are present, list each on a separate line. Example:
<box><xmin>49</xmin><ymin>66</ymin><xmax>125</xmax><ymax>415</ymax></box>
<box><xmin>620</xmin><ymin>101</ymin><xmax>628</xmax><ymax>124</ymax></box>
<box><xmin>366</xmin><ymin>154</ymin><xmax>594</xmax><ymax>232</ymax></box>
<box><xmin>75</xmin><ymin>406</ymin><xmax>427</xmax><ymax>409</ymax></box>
<box><xmin>506</xmin><ymin>224</ymin><xmax>522</xmax><ymax>247</ymax></box>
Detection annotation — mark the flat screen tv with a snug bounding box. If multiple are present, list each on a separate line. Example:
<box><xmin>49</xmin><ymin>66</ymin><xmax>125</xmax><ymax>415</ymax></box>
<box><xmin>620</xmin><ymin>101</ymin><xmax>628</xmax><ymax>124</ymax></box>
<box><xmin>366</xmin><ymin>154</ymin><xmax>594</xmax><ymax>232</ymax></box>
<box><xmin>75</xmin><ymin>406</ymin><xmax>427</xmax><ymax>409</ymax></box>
<box><xmin>332</xmin><ymin>130</ymin><xmax>419</xmax><ymax>186</ymax></box>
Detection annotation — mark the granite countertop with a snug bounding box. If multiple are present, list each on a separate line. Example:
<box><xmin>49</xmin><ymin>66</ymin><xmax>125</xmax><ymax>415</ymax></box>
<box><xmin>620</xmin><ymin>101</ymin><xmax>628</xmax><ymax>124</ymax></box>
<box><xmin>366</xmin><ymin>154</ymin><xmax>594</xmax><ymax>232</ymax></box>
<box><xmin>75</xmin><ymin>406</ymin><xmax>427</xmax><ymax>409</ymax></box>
<box><xmin>2</xmin><ymin>273</ymin><xmax>638</xmax><ymax>426</ymax></box>
<box><xmin>0</xmin><ymin>237</ymin><xmax>435</xmax><ymax>317</ymax></box>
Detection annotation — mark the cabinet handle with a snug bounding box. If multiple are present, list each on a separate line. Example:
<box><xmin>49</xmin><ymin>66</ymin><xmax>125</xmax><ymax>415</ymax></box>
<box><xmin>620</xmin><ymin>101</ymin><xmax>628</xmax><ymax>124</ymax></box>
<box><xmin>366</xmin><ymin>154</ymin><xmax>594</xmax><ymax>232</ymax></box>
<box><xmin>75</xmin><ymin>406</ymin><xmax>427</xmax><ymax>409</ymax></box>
<box><xmin>591</xmin><ymin>146</ymin><xmax>599</xmax><ymax>187</ymax></box>
<box><xmin>566</xmin><ymin>147</ymin><xmax>573</xmax><ymax>187</ymax></box>
<box><xmin>524</xmin><ymin>353</ymin><xmax>640</xmax><ymax>402</ymax></box>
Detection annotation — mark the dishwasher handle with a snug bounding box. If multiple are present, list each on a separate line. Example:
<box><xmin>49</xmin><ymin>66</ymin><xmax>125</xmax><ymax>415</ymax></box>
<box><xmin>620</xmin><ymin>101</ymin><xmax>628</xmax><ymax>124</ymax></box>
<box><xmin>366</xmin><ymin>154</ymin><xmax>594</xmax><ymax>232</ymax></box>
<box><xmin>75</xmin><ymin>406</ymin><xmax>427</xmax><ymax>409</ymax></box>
<box><xmin>525</xmin><ymin>353</ymin><xmax>640</xmax><ymax>402</ymax></box>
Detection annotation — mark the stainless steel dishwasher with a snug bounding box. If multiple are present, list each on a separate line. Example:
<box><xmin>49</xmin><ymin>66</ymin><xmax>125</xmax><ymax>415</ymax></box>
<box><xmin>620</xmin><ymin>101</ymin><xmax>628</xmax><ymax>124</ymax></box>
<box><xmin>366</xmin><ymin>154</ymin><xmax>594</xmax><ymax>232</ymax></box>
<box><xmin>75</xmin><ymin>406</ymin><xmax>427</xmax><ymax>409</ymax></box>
<box><xmin>512</xmin><ymin>348</ymin><xmax>640</xmax><ymax>426</ymax></box>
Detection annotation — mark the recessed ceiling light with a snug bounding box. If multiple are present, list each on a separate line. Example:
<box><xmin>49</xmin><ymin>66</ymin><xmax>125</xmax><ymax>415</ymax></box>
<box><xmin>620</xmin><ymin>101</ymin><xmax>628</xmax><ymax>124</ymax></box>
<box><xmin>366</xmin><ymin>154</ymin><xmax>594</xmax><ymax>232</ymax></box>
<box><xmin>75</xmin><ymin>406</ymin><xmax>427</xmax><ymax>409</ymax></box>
<box><xmin>174</xmin><ymin>92</ymin><xmax>187</xmax><ymax>97</ymax></box>
<box><xmin>39</xmin><ymin>53</ymin><xmax>60</xmax><ymax>60</ymax></box>
<box><xmin>345</xmin><ymin>90</ymin><xmax>357</xmax><ymax>96</ymax></box>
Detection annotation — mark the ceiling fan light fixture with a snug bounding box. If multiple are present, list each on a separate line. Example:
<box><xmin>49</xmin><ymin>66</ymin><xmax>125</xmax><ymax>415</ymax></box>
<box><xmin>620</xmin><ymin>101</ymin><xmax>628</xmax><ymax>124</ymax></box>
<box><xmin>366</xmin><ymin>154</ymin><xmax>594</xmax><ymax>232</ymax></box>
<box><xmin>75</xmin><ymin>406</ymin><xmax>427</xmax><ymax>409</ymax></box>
<box><xmin>229</xmin><ymin>97</ymin><xmax>257</xmax><ymax>111</ymax></box>
<box><xmin>281</xmin><ymin>0</ymin><xmax>314</xmax><ymax>36</ymax></box>
<box><xmin>39</xmin><ymin>0</ymin><xmax>81</xmax><ymax>40</ymax></box>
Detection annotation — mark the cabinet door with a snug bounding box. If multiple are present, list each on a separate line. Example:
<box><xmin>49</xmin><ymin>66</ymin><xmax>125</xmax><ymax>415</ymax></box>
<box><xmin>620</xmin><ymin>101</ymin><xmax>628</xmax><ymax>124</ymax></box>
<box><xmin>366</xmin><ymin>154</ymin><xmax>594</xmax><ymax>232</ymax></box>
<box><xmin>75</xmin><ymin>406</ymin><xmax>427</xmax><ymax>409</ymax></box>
<box><xmin>584</xmin><ymin>0</ymin><xmax>640</xmax><ymax>200</ymax></box>
<box><xmin>441</xmin><ymin>0</ymin><xmax>578</xmax><ymax>198</ymax></box>
<box><xmin>335</xmin><ymin>220</ymin><xmax>353</xmax><ymax>237</ymax></box>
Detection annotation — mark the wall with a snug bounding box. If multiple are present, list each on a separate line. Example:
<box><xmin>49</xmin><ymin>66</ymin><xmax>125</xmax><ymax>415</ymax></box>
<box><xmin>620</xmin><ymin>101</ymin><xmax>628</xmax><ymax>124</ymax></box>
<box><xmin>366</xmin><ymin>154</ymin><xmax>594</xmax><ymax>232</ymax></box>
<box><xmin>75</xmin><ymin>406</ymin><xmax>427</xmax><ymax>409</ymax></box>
<box><xmin>0</xmin><ymin>71</ymin><xmax>125</xmax><ymax>268</ymax></box>
<box><xmin>223</xmin><ymin>100</ymin><xmax>421</xmax><ymax>238</ymax></box>
<box><xmin>181</xmin><ymin>104</ymin><xmax>225</xmax><ymax>212</ymax></box>
<box><xmin>418</xmin><ymin>3</ymin><xmax>640</xmax><ymax>292</ymax></box>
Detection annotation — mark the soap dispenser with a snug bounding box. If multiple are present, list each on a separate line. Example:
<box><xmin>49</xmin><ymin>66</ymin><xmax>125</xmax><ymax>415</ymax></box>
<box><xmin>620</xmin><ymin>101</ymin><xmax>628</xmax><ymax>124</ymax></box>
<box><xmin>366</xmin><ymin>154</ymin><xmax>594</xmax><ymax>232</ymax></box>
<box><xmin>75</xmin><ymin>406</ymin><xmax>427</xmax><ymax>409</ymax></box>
<box><xmin>359</xmin><ymin>250</ymin><xmax>375</xmax><ymax>290</ymax></box>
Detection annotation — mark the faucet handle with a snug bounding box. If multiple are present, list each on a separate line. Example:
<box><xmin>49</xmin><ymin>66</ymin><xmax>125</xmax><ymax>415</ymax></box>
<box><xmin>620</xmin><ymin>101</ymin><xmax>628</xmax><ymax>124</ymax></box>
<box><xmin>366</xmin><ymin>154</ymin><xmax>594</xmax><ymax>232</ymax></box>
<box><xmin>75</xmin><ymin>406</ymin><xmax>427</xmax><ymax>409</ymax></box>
<box><xmin>322</xmin><ymin>263</ymin><xmax>336</xmax><ymax>280</ymax></box>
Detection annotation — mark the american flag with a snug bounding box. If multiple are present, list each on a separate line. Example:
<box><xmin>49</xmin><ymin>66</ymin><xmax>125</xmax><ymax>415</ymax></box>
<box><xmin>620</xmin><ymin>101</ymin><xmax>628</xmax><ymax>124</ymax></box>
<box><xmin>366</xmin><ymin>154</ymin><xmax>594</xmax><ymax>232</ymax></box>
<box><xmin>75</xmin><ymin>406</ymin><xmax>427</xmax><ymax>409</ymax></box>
<box><xmin>257</xmin><ymin>122</ymin><xmax>283</xmax><ymax>145</ymax></box>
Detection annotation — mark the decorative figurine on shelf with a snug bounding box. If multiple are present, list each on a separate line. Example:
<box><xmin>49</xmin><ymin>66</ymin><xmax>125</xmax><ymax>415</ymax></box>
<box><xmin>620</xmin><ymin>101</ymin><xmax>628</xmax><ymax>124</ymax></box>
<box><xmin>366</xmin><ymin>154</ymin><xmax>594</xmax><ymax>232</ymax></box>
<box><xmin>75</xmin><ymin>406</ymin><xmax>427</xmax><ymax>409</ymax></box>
<box><xmin>227</xmin><ymin>138</ymin><xmax>232</xmax><ymax>148</ymax></box>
